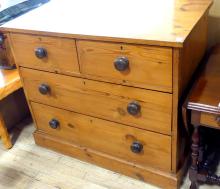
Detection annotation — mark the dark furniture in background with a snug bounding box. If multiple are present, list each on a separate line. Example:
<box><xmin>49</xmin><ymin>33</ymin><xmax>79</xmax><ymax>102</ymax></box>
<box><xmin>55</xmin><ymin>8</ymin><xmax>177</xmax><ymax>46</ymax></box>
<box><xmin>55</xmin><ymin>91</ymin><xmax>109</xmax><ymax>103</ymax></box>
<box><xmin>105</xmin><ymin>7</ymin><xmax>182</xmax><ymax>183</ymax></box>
<box><xmin>185</xmin><ymin>45</ymin><xmax>220</xmax><ymax>189</ymax></box>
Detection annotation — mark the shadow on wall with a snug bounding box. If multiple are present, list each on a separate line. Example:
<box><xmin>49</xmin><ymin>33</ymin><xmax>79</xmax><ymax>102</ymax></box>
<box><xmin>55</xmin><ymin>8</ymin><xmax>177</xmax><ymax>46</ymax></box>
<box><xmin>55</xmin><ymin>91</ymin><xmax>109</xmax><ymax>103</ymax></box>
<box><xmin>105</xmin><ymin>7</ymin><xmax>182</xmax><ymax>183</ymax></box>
<box><xmin>208</xmin><ymin>16</ymin><xmax>220</xmax><ymax>48</ymax></box>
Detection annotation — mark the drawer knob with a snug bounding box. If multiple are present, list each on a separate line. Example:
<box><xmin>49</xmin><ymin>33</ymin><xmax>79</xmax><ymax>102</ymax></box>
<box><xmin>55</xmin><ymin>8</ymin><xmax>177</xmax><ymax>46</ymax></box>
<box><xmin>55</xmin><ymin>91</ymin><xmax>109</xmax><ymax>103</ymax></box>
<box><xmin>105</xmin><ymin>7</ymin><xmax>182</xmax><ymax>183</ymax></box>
<box><xmin>39</xmin><ymin>84</ymin><xmax>50</xmax><ymax>95</ymax></box>
<box><xmin>127</xmin><ymin>101</ymin><xmax>141</xmax><ymax>116</ymax></box>
<box><xmin>130</xmin><ymin>141</ymin><xmax>143</xmax><ymax>153</ymax></box>
<box><xmin>114</xmin><ymin>57</ymin><xmax>129</xmax><ymax>71</ymax></box>
<box><xmin>35</xmin><ymin>47</ymin><xmax>47</xmax><ymax>59</ymax></box>
<box><xmin>49</xmin><ymin>119</ymin><xmax>59</xmax><ymax>129</ymax></box>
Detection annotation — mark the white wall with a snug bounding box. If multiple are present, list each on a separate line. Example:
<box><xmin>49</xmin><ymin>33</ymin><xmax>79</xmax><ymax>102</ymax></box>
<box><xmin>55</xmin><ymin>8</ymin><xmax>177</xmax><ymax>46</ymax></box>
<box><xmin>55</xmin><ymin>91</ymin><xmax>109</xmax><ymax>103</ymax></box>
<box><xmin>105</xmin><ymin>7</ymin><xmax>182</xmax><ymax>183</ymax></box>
<box><xmin>208</xmin><ymin>0</ymin><xmax>220</xmax><ymax>47</ymax></box>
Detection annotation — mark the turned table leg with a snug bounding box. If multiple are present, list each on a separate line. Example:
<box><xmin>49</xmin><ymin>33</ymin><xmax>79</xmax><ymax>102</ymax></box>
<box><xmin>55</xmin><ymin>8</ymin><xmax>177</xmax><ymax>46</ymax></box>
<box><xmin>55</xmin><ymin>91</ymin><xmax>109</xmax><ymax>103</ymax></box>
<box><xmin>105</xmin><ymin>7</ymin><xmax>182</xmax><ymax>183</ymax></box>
<box><xmin>189</xmin><ymin>126</ymin><xmax>200</xmax><ymax>189</ymax></box>
<box><xmin>0</xmin><ymin>113</ymin><xmax>12</xmax><ymax>149</ymax></box>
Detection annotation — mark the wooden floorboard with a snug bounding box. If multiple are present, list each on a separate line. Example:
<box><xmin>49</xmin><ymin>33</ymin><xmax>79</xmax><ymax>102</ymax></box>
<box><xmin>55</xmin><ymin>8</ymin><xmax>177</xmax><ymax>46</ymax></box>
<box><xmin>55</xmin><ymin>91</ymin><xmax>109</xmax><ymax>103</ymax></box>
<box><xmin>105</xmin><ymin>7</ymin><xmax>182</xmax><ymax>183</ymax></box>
<box><xmin>0</xmin><ymin>118</ymin><xmax>217</xmax><ymax>189</ymax></box>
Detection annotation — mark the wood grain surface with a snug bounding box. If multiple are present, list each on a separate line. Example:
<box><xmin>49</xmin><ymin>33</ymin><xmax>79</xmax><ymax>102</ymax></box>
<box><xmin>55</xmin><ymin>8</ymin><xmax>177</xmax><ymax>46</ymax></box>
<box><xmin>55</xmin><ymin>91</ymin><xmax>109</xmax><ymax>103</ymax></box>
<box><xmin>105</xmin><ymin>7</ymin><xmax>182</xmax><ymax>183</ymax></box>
<box><xmin>171</xmin><ymin>13</ymin><xmax>208</xmax><ymax>172</ymax></box>
<box><xmin>0</xmin><ymin>113</ymin><xmax>12</xmax><ymax>149</ymax></box>
<box><xmin>21</xmin><ymin>68</ymin><xmax>172</xmax><ymax>135</ymax></box>
<box><xmin>1</xmin><ymin>0</ymin><xmax>213</xmax><ymax>187</ymax></box>
<box><xmin>32</xmin><ymin>102</ymin><xmax>171</xmax><ymax>171</ymax></box>
<box><xmin>10</xmin><ymin>33</ymin><xmax>79</xmax><ymax>75</ymax></box>
<box><xmin>1</xmin><ymin>0</ymin><xmax>213</xmax><ymax>47</ymax></box>
<box><xmin>77</xmin><ymin>40</ymin><xmax>172</xmax><ymax>92</ymax></box>
<box><xmin>0</xmin><ymin>69</ymin><xmax>21</xmax><ymax>100</ymax></box>
<box><xmin>35</xmin><ymin>130</ymin><xmax>177</xmax><ymax>189</ymax></box>
<box><xmin>178</xmin><ymin>13</ymin><xmax>208</xmax><ymax>96</ymax></box>
<box><xmin>188</xmin><ymin>44</ymin><xmax>220</xmax><ymax>112</ymax></box>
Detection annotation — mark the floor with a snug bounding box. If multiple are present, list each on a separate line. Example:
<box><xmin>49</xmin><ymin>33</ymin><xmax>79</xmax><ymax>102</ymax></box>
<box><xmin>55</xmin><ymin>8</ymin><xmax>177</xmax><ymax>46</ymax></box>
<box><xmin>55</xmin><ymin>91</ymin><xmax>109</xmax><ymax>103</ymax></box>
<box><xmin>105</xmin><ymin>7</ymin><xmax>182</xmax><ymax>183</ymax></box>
<box><xmin>0</xmin><ymin>119</ymin><xmax>219</xmax><ymax>189</ymax></box>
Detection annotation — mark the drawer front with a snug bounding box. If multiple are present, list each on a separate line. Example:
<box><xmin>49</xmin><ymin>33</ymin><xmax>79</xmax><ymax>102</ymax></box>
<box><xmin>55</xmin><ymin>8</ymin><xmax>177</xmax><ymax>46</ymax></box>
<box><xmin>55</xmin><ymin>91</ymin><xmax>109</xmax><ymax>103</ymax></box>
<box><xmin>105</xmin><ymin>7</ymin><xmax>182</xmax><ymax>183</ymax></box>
<box><xmin>77</xmin><ymin>40</ymin><xmax>172</xmax><ymax>92</ymax></box>
<box><xmin>32</xmin><ymin>102</ymin><xmax>171</xmax><ymax>171</ymax></box>
<box><xmin>200</xmin><ymin>112</ymin><xmax>220</xmax><ymax>128</ymax></box>
<box><xmin>10</xmin><ymin>33</ymin><xmax>79</xmax><ymax>75</ymax></box>
<box><xmin>21</xmin><ymin>68</ymin><xmax>172</xmax><ymax>135</ymax></box>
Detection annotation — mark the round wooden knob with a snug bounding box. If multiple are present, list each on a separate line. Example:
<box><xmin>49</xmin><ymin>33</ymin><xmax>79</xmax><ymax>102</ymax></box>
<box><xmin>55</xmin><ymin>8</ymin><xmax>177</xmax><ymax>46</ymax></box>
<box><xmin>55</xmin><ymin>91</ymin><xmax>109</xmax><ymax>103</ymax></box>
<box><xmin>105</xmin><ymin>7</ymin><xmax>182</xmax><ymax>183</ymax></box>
<box><xmin>49</xmin><ymin>119</ymin><xmax>59</xmax><ymax>129</ymax></box>
<box><xmin>114</xmin><ymin>57</ymin><xmax>129</xmax><ymax>71</ymax></box>
<box><xmin>127</xmin><ymin>101</ymin><xmax>141</xmax><ymax>116</ymax></box>
<box><xmin>39</xmin><ymin>84</ymin><xmax>50</xmax><ymax>95</ymax></box>
<box><xmin>130</xmin><ymin>141</ymin><xmax>143</xmax><ymax>153</ymax></box>
<box><xmin>35</xmin><ymin>47</ymin><xmax>47</xmax><ymax>59</ymax></box>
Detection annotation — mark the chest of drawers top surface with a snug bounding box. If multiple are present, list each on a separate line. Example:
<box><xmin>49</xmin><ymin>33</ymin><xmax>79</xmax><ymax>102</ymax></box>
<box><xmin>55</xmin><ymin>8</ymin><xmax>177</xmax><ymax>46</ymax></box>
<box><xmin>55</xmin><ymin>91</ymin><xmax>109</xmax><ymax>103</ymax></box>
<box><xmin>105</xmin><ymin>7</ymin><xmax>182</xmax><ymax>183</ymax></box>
<box><xmin>1</xmin><ymin>0</ymin><xmax>212</xmax><ymax>47</ymax></box>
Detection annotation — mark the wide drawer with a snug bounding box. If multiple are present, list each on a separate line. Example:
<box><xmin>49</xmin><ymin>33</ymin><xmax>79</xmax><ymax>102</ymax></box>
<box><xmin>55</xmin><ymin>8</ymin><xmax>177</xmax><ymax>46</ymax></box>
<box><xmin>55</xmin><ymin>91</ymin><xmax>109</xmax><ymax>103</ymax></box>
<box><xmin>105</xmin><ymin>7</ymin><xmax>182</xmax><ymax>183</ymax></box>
<box><xmin>21</xmin><ymin>68</ymin><xmax>172</xmax><ymax>135</ymax></box>
<box><xmin>31</xmin><ymin>102</ymin><xmax>171</xmax><ymax>171</ymax></box>
<box><xmin>77</xmin><ymin>40</ymin><xmax>172</xmax><ymax>92</ymax></box>
<box><xmin>10</xmin><ymin>33</ymin><xmax>79</xmax><ymax>75</ymax></box>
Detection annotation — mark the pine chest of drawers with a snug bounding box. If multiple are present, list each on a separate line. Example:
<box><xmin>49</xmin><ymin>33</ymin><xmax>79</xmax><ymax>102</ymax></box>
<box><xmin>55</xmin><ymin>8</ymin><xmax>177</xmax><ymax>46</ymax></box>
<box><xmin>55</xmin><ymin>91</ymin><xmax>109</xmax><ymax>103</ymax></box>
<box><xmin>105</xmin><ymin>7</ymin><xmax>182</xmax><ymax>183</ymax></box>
<box><xmin>2</xmin><ymin>0</ymin><xmax>213</xmax><ymax>188</ymax></box>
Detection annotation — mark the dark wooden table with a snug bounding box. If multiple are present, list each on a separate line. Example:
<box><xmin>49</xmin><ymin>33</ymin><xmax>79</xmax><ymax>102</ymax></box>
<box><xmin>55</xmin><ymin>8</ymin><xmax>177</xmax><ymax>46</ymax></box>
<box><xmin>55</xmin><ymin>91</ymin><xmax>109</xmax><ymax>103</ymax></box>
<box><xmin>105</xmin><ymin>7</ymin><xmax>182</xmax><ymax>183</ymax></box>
<box><xmin>185</xmin><ymin>45</ymin><xmax>220</xmax><ymax>189</ymax></box>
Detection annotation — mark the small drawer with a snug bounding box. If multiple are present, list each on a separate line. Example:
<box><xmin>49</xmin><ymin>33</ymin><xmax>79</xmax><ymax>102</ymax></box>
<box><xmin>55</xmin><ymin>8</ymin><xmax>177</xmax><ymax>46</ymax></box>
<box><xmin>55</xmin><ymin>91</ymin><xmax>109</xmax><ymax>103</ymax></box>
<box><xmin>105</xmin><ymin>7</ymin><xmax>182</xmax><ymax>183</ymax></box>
<box><xmin>10</xmin><ymin>33</ymin><xmax>79</xmax><ymax>75</ymax></box>
<box><xmin>21</xmin><ymin>68</ymin><xmax>172</xmax><ymax>135</ymax></box>
<box><xmin>77</xmin><ymin>40</ymin><xmax>172</xmax><ymax>92</ymax></box>
<box><xmin>200</xmin><ymin>112</ymin><xmax>220</xmax><ymax>128</ymax></box>
<box><xmin>31</xmin><ymin>102</ymin><xmax>171</xmax><ymax>171</ymax></box>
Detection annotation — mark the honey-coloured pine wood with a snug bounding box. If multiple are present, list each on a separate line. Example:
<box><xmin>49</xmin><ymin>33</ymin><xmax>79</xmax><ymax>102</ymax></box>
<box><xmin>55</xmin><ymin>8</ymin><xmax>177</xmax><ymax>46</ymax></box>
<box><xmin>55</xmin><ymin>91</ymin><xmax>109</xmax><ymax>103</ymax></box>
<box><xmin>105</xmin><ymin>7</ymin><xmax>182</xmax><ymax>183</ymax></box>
<box><xmin>0</xmin><ymin>69</ymin><xmax>21</xmax><ymax>101</ymax></box>
<box><xmin>1</xmin><ymin>0</ymin><xmax>213</xmax><ymax>188</ymax></box>
<box><xmin>1</xmin><ymin>0</ymin><xmax>213</xmax><ymax>47</ymax></box>
<box><xmin>171</xmin><ymin>12</ymin><xmax>209</xmax><ymax>172</ymax></box>
<box><xmin>77</xmin><ymin>40</ymin><xmax>172</xmax><ymax>92</ymax></box>
<box><xmin>32</xmin><ymin>102</ymin><xmax>171</xmax><ymax>171</ymax></box>
<box><xmin>178</xmin><ymin>13</ymin><xmax>209</xmax><ymax>97</ymax></box>
<box><xmin>0</xmin><ymin>113</ymin><xmax>12</xmax><ymax>149</ymax></box>
<box><xmin>10</xmin><ymin>33</ymin><xmax>79</xmax><ymax>76</ymax></box>
<box><xmin>0</xmin><ymin>121</ymin><xmax>194</xmax><ymax>189</ymax></box>
<box><xmin>34</xmin><ymin>131</ymin><xmax>178</xmax><ymax>189</ymax></box>
<box><xmin>20</xmin><ymin>68</ymin><xmax>172</xmax><ymax>135</ymax></box>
